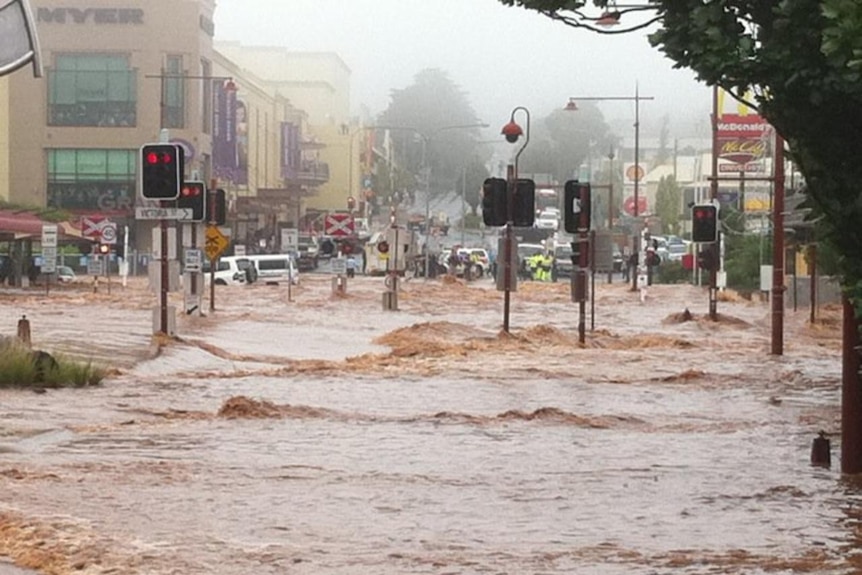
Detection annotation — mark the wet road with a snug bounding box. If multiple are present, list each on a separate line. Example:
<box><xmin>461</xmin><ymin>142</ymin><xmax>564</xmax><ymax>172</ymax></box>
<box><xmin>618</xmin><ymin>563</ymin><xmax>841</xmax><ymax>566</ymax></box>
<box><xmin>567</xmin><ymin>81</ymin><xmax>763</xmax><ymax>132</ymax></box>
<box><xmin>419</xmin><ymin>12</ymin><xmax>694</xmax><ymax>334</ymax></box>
<box><xmin>0</xmin><ymin>273</ymin><xmax>855</xmax><ymax>574</ymax></box>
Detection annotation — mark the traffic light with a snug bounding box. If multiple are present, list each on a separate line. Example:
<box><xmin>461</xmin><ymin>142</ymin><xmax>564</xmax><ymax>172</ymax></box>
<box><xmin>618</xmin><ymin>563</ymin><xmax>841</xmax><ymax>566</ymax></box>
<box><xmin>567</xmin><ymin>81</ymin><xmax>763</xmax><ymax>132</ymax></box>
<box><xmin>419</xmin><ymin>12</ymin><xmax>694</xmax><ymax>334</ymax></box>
<box><xmin>140</xmin><ymin>143</ymin><xmax>183</xmax><ymax>200</ymax></box>
<box><xmin>98</xmin><ymin>243</ymin><xmax>110</xmax><ymax>255</ymax></box>
<box><xmin>208</xmin><ymin>188</ymin><xmax>227</xmax><ymax>226</ymax></box>
<box><xmin>178</xmin><ymin>181</ymin><xmax>206</xmax><ymax>222</ymax></box>
<box><xmin>564</xmin><ymin>180</ymin><xmax>591</xmax><ymax>233</ymax></box>
<box><xmin>482</xmin><ymin>178</ymin><xmax>507</xmax><ymax>226</ymax></box>
<box><xmin>513</xmin><ymin>179</ymin><xmax>535</xmax><ymax>227</ymax></box>
<box><xmin>377</xmin><ymin>240</ymin><xmax>390</xmax><ymax>254</ymax></box>
<box><xmin>692</xmin><ymin>203</ymin><xmax>718</xmax><ymax>242</ymax></box>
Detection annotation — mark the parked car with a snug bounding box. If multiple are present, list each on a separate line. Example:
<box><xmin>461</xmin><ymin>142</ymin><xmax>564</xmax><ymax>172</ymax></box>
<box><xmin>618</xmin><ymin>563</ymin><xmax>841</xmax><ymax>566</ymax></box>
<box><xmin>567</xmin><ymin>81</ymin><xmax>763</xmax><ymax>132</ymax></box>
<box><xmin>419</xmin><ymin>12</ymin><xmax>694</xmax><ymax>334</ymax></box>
<box><xmin>56</xmin><ymin>265</ymin><xmax>77</xmax><ymax>283</ymax></box>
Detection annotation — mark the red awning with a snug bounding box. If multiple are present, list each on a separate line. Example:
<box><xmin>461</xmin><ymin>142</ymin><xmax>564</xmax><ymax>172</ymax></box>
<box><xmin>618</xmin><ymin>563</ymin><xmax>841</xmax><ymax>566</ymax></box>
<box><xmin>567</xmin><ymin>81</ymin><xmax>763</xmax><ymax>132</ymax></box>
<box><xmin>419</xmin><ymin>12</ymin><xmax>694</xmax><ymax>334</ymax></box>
<box><xmin>0</xmin><ymin>210</ymin><xmax>85</xmax><ymax>241</ymax></box>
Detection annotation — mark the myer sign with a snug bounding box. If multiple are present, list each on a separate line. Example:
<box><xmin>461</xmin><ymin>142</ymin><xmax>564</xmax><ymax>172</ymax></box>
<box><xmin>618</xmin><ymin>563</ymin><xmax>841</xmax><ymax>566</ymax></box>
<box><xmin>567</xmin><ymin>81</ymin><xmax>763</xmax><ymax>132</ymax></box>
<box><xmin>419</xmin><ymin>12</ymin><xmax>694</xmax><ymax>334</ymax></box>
<box><xmin>37</xmin><ymin>8</ymin><xmax>144</xmax><ymax>25</ymax></box>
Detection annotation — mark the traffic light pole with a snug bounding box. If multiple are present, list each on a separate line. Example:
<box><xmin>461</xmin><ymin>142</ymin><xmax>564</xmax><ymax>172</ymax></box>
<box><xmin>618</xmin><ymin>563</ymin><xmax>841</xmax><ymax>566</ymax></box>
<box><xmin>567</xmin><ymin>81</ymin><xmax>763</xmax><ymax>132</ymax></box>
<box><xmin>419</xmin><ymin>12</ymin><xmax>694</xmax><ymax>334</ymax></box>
<box><xmin>159</xmin><ymin>206</ymin><xmax>169</xmax><ymax>335</ymax></box>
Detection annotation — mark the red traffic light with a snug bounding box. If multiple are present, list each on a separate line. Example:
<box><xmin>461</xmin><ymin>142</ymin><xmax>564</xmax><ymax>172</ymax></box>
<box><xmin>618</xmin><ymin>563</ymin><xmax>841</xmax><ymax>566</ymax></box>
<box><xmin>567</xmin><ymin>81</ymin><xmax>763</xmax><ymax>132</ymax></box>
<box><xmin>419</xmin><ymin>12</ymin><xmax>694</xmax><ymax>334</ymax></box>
<box><xmin>181</xmin><ymin>185</ymin><xmax>201</xmax><ymax>197</ymax></box>
<box><xmin>377</xmin><ymin>240</ymin><xmax>390</xmax><ymax>254</ymax></box>
<box><xmin>98</xmin><ymin>244</ymin><xmax>110</xmax><ymax>254</ymax></box>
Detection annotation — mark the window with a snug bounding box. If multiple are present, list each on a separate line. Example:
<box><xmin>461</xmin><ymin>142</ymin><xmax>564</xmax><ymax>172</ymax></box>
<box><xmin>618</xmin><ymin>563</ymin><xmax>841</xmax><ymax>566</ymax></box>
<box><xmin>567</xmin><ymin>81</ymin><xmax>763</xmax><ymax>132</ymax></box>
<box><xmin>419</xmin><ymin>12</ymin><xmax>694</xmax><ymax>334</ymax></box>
<box><xmin>163</xmin><ymin>55</ymin><xmax>185</xmax><ymax>129</ymax></box>
<box><xmin>46</xmin><ymin>149</ymin><xmax>136</xmax><ymax>212</ymax></box>
<box><xmin>48</xmin><ymin>54</ymin><xmax>136</xmax><ymax>127</ymax></box>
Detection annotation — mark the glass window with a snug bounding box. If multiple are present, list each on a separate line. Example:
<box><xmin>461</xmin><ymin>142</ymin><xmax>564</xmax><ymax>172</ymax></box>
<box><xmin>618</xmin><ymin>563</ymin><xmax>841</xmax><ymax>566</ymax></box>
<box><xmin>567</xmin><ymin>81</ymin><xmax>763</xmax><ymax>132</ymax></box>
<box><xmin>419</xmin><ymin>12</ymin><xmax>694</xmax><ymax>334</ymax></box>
<box><xmin>163</xmin><ymin>55</ymin><xmax>185</xmax><ymax>129</ymax></box>
<box><xmin>46</xmin><ymin>149</ymin><xmax>136</xmax><ymax>213</ymax></box>
<box><xmin>48</xmin><ymin>54</ymin><xmax>136</xmax><ymax>127</ymax></box>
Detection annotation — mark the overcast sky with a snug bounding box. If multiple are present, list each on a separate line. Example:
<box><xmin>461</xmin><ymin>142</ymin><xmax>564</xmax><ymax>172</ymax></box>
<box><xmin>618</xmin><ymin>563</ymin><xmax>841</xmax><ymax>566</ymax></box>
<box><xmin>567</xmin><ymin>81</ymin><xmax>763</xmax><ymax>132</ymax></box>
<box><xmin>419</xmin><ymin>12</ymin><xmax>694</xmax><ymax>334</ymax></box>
<box><xmin>213</xmin><ymin>0</ymin><xmax>712</xmax><ymax>139</ymax></box>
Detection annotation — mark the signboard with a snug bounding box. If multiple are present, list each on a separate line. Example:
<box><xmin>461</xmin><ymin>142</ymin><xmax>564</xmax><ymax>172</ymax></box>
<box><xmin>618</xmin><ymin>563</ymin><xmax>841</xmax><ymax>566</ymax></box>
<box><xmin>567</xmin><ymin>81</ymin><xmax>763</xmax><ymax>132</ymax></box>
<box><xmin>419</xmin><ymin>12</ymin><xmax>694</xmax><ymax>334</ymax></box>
<box><xmin>87</xmin><ymin>257</ymin><xmax>104</xmax><ymax>276</ymax></box>
<box><xmin>40</xmin><ymin>246</ymin><xmax>57</xmax><ymax>274</ymax></box>
<box><xmin>324</xmin><ymin>213</ymin><xmax>355</xmax><ymax>237</ymax></box>
<box><xmin>100</xmin><ymin>221</ymin><xmax>118</xmax><ymax>244</ymax></box>
<box><xmin>715</xmin><ymin>89</ymin><xmax>772</xmax><ymax>172</ymax></box>
<box><xmin>204</xmin><ymin>225</ymin><xmax>229</xmax><ymax>260</ymax></box>
<box><xmin>135</xmin><ymin>207</ymin><xmax>193</xmax><ymax>220</ymax></box>
<box><xmin>331</xmin><ymin>257</ymin><xmax>347</xmax><ymax>276</ymax></box>
<box><xmin>81</xmin><ymin>216</ymin><xmax>105</xmax><ymax>239</ymax></box>
<box><xmin>41</xmin><ymin>224</ymin><xmax>58</xmax><ymax>247</ymax></box>
<box><xmin>184</xmin><ymin>248</ymin><xmax>203</xmax><ymax>272</ymax></box>
<box><xmin>281</xmin><ymin>228</ymin><xmax>299</xmax><ymax>251</ymax></box>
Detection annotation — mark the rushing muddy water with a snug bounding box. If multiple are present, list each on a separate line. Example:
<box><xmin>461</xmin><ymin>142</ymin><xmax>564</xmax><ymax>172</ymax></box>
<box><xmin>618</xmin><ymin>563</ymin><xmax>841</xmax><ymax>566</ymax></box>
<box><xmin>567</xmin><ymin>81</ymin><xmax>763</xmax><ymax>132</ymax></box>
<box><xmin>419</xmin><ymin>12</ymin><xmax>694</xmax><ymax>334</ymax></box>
<box><xmin>0</xmin><ymin>273</ymin><xmax>857</xmax><ymax>574</ymax></box>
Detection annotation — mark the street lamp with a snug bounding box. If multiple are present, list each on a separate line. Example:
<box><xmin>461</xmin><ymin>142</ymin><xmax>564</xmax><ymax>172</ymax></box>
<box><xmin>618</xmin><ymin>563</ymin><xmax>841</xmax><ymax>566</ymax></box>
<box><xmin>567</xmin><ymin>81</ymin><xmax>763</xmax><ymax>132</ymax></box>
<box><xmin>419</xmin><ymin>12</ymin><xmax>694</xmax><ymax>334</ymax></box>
<box><xmin>565</xmin><ymin>87</ymin><xmax>653</xmax><ymax>290</ymax></box>
<box><xmin>500</xmin><ymin>106</ymin><xmax>530</xmax><ymax>333</ymax></box>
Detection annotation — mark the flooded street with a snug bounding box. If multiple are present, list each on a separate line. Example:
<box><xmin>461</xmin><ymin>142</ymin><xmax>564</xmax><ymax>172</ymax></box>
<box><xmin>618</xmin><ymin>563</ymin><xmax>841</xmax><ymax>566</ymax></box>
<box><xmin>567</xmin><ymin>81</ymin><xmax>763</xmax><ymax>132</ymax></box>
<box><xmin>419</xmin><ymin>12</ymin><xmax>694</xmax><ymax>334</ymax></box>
<box><xmin>0</xmin><ymin>272</ymin><xmax>857</xmax><ymax>574</ymax></box>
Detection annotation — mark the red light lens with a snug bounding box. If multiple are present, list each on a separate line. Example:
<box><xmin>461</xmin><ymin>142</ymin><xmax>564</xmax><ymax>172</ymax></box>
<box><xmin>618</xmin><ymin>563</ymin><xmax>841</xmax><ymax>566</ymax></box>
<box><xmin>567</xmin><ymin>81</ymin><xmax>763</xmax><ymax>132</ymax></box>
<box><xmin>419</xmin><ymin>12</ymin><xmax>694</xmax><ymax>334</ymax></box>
<box><xmin>146</xmin><ymin>152</ymin><xmax>159</xmax><ymax>164</ymax></box>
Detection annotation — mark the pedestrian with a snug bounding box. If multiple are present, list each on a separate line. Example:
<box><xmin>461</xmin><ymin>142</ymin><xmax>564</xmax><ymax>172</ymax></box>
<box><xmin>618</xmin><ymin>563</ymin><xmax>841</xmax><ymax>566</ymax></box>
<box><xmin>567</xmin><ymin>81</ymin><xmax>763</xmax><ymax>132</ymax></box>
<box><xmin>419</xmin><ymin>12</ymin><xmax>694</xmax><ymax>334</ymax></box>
<box><xmin>346</xmin><ymin>254</ymin><xmax>356</xmax><ymax>278</ymax></box>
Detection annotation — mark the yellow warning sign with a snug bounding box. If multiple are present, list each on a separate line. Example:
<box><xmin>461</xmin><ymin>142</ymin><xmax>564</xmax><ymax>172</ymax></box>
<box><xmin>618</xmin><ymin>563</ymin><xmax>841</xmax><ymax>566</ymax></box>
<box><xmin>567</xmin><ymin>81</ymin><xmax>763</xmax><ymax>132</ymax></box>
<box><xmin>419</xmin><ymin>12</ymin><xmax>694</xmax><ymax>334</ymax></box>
<box><xmin>205</xmin><ymin>225</ymin><xmax>229</xmax><ymax>260</ymax></box>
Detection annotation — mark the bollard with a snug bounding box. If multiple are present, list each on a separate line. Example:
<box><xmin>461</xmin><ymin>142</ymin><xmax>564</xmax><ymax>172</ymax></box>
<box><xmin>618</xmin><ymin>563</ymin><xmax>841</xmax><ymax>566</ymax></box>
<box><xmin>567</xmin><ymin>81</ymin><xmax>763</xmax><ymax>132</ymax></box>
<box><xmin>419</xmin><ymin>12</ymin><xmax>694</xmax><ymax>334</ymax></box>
<box><xmin>810</xmin><ymin>431</ymin><xmax>831</xmax><ymax>468</ymax></box>
<box><xmin>331</xmin><ymin>275</ymin><xmax>347</xmax><ymax>295</ymax></box>
<box><xmin>17</xmin><ymin>315</ymin><xmax>31</xmax><ymax>348</ymax></box>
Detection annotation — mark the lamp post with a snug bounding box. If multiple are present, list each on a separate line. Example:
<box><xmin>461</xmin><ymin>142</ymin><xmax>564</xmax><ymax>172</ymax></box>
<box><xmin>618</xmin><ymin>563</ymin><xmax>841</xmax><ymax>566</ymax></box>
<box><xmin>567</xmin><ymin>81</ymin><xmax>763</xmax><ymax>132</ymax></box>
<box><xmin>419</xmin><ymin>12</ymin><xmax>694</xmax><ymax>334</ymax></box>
<box><xmin>500</xmin><ymin>106</ymin><xmax>531</xmax><ymax>333</ymax></box>
<box><xmin>565</xmin><ymin>86</ymin><xmax>653</xmax><ymax>290</ymax></box>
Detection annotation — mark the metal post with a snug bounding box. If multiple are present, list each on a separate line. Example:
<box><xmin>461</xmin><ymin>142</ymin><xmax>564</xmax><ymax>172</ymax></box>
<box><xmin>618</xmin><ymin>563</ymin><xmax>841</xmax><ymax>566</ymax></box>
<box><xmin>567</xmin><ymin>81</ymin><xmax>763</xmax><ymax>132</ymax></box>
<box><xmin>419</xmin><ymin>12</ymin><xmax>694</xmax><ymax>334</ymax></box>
<box><xmin>160</xmin><ymin>209</ymin><xmax>168</xmax><ymax>334</ymax></box>
<box><xmin>631</xmin><ymin>86</ymin><xmax>641</xmax><ymax>291</ymax></box>
<box><xmin>503</xmin><ymin>165</ymin><xmax>514</xmax><ymax>333</ymax></box>
<box><xmin>607</xmin><ymin>147</ymin><xmax>614</xmax><ymax>285</ymax></box>
<box><xmin>771</xmin><ymin>133</ymin><xmax>785</xmax><ymax>355</ymax></box>
<box><xmin>709</xmin><ymin>86</ymin><xmax>720</xmax><ymax>320</ymax></box>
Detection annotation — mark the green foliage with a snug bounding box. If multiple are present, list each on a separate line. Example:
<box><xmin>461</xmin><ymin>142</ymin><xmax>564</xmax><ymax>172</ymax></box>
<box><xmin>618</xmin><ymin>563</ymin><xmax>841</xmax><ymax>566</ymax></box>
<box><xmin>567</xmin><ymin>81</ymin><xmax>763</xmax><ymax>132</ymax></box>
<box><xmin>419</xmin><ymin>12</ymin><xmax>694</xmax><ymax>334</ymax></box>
<box><xmin>655</xmin><ymin>260</ymin><xmax>690</xmax><ymax>284</ymax></box>
<box><xmin>377</xmin><ymin>69</ymin><xmax>488</xmax><ymax>200</ymax></box>
<box><xmin>0</xmin><ymin>346</ymin><xmax>105</xmax><ymax>388</ymax></box>
<box><xmin>724</xmin><ymin>233</ymin><xmax>770</xmax><ymax>292</ymax></box>
<box><xmin>496</xmin><ymin>0</ymin><xmax>862</xmax><ymax>316</ymax></box>
<box><xmin>654</xmin><ymin>175</ymin><xmax>681</xmax><ymax>235</ymax></box>
<box><xmin>519</xmin><ymin>104</ymin><xmax>613</xmax><ymax>184</ymax></box>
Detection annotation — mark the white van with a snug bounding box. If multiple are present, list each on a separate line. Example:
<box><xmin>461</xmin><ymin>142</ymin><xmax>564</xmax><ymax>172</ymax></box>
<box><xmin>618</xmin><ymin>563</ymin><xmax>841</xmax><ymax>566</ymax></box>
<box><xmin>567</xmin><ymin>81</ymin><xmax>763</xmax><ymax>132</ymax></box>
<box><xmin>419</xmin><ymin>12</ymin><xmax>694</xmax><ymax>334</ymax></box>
<box><xmin>247</xmin><ymin>254</ymin><xmax>299</xmax><ymax>285</ymax></box>
<box><xmin>204</xmin><ymin>256</ymin><xmax>254</xmax><ymax>285</ymax></box>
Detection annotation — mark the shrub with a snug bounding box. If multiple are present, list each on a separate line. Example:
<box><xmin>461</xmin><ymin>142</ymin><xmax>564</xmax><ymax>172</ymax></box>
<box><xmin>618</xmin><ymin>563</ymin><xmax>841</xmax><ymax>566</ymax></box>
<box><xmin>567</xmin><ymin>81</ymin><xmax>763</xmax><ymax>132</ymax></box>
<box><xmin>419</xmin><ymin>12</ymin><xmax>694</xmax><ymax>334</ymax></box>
<box><xmin>0</xmin><ymin>345</ymin><xmax>105</xmax><ymax>388</ymax></box>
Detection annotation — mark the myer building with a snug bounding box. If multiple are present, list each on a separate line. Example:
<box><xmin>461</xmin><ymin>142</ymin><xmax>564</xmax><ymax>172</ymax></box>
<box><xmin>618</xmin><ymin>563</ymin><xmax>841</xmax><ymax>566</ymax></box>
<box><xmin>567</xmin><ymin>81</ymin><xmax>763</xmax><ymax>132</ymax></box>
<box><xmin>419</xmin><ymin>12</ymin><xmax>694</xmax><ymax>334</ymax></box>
<box><xmin>0</xmin><ymin>0</ymin><xmax>329</xmax><ymax>255</ymax></box>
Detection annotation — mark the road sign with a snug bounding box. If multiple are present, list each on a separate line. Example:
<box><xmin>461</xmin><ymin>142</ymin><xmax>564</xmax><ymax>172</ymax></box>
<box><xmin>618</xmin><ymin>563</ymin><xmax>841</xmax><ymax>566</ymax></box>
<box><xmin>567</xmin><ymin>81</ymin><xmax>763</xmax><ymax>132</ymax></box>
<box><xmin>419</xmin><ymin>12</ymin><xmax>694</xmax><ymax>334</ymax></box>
<box><xmin>184</xmin><ymin>248</ymin><xmax>203</xmax><ymax>272</ymax></box>
<box><xmin>100</xmin><ymin>221</ymin><xmax>118</xmax><ymax>244</ymax></box>
<box><xmin>41</xmin><ymin>224</ymin><xmax>58</xmax><ymax>248</ymax></box>
<box><xmin>281</xmin><ymin>228</ymin><xmax>299</xmax><ymax>251</ymax></box>
<box><xmin>81</xmin><ymin>216</ymin><xmax>105</xmax><ymax>239</ymax></box>
<box><xmin>331</xmin><ymin>257</ymin><xmax>347</xmax><ymax>275</ymax></box>
<box><xmin>205</xmin><ymin>225</ymin><xmax>229</xmax><ymax>260</ymax></box>
<box><xmin>135</xmin><ymin>207</ymin><xmax>194</xmax><ymax>220</ymax></box>
<box><xmin>87</xmin><ymin>257</ymin><xmax>104</xmax><ymax>276</ymax></box>
<box><xmin>324</xmin><ymin>213</ymin><xmax>355</xmax><ymax>237</ymax></box>
<box><xmin>41</xmin><ymin>246</ymin><xmax>57</xmax><ymax>274</ymax></box>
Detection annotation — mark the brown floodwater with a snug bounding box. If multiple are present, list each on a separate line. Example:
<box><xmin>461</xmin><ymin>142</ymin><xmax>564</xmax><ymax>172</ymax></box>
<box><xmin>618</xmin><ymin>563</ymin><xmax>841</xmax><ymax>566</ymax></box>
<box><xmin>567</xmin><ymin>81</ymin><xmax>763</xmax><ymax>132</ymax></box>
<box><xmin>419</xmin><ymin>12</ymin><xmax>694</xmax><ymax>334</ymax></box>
<box><xmin>0</xmin><ymin>272</ymin><xmax>856</xmax><ymax>574</ymax></box>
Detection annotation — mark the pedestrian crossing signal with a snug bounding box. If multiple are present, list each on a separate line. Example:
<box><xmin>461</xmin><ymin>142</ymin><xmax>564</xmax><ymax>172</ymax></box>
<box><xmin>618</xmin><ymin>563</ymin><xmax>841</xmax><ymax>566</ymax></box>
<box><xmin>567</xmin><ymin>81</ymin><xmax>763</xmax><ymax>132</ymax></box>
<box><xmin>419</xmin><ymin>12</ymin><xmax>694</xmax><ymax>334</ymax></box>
<box><xmin>564</xmin><ymin>180</ymin><xmax>591</xmax><ymax>233</ymax></box>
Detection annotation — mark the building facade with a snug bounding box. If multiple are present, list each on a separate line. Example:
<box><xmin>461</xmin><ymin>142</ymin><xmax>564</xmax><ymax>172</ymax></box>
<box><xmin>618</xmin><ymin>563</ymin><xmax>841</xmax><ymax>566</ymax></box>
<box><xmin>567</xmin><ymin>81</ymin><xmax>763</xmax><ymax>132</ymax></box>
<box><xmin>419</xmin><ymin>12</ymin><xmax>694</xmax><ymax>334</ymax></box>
<box><xmin>0</xmin><ymin>0</ymin><xmax>332</xmax><ymax>254</ymax></box>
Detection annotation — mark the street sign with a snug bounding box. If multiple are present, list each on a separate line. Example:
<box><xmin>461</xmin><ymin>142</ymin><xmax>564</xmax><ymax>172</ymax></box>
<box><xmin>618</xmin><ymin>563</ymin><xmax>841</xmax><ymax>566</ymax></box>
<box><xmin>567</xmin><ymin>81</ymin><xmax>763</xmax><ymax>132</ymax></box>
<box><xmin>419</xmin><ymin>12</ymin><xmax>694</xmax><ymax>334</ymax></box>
<box><xmin>81</xmin><ymin>216</ymin><xmax>105</xmax><ymax>239</ymax></box>
<box><xmin>87</xmin><ymin>257</ymin><xmax>104</xmax><ymax>276</ymax></box>
<box><xmin>40</xmin><ymin>246</ymin><xmax>57</xmax><ymax>274</ymax></box>
<box><xmin>205</xmin><ymin>225</ymin><xmax>229</xmax><ymax>260</ymax></box>
<box><xmin>41</xmin><ymin>224</ymin><xmax>58</xmax><ymax>248</ymax></box>
<box><xmin>135</xmin><ymin>207</ymin><xmax>194</xmax><ymax>220</ymax></box>
<box><xmin>184</xmin><ymin>248</ymin><xmax>203</xmax><ymax>272</ymax></box>
<box><xmin>324</xmin><ymin>213</ymin><xmax>355</xmax><ymax>237</ymax></box>
<box><xmin>100</xmin><ymin>221</ymin><xmax>118</xmax><ymax>244</ymax></box>
<box><xmin>331</xmin><ymin>257</ymin><xmax>347</xmax><ymax>275</ymax></box>
<box><xmin>281</xmin><ymin>228</ymin><xmax>299</xmax><ymax>251</ymax></box>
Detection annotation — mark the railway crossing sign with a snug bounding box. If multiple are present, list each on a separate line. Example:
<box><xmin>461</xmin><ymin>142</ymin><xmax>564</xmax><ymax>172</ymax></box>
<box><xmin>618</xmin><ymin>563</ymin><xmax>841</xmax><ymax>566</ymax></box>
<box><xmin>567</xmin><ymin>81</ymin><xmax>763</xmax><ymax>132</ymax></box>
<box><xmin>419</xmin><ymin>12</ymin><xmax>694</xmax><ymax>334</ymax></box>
<box><xmin>205</xmin><ymin>225</ymin><xmax>229</xmax><ymax>260</ymax></box>
<box><xmin>324</xmin><ymin>213</ymin><xmax>355</xmax><ymax>237</ymax></box>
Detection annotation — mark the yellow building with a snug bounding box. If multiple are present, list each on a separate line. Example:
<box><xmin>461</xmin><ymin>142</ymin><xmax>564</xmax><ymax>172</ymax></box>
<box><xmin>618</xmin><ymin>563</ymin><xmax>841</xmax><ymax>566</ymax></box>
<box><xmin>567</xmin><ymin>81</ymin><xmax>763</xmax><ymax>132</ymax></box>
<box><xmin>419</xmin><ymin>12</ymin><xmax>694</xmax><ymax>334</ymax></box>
<box><xmin>0</xmin><ymin>0</ymin><xmax>331</xmax><ymax>253</ymax></box>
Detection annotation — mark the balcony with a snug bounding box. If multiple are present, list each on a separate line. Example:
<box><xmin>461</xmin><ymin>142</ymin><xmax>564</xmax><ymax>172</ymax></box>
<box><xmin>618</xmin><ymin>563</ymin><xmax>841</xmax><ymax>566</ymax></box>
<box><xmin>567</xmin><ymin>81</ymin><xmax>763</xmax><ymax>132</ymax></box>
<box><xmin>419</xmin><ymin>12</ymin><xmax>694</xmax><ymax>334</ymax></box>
<box><xmin>295</xmin><ymin>160</ymin><xmax>329</xmax><ymax>186</ymax></box>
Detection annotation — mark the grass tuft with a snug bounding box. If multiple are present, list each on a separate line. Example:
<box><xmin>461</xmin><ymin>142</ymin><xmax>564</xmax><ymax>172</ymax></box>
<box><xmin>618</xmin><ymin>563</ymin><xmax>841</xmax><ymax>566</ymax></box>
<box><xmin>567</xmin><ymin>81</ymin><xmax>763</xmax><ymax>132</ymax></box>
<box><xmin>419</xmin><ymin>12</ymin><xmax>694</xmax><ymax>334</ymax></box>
<box><xmin>0</xmin><ymin>345</ymin><xmax>106</xmax><ymax>388</ymax></box>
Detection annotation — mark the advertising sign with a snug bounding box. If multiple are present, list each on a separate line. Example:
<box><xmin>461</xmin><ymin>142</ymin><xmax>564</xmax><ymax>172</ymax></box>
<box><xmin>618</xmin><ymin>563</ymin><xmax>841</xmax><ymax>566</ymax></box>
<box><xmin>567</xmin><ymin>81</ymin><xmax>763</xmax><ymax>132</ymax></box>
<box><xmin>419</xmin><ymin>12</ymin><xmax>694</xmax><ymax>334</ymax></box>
<box><xmin>715</xmin><ymin>89</ymin><xmax>773</xmax><ymax>171</ymax></box>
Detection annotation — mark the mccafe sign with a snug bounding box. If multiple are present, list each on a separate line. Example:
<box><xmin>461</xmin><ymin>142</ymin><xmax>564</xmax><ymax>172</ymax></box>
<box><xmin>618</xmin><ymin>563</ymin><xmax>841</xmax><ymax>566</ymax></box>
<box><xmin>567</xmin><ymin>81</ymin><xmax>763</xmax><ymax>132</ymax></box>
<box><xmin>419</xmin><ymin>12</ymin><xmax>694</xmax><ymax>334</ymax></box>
<box><xmin>37</xmin><ymin>8</ymin><xmax>144</xmax><ymax>25</ymax></box>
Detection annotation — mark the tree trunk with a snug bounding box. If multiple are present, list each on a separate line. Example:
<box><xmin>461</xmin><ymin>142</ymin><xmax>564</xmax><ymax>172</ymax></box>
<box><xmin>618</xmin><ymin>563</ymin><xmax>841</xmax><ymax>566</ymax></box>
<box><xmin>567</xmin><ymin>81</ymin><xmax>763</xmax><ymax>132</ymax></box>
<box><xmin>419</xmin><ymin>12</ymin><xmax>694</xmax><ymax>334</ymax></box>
<box><xmin>841</xmin><ymin>294</ymin><xmax>862</xmax><ymax>473</ymax></box>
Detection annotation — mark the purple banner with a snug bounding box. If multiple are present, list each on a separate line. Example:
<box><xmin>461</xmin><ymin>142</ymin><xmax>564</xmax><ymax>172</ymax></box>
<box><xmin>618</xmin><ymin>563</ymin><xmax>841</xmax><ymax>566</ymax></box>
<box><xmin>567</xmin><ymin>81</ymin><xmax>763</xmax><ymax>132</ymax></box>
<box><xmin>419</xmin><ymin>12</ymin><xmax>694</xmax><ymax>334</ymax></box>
<box><xmin>235</xmin><ymin>100</ymin><xmax>247</xmax><ymax>185</ymax></box>
<box><xmin>212</xmin><ymin>80</ymin><xmax>236</xmax><ymax>181</ymax></box>
<box><xmin>281</xmin><ymin>122</ymin><xmax>300</xmax><ymax>180</ymax></box>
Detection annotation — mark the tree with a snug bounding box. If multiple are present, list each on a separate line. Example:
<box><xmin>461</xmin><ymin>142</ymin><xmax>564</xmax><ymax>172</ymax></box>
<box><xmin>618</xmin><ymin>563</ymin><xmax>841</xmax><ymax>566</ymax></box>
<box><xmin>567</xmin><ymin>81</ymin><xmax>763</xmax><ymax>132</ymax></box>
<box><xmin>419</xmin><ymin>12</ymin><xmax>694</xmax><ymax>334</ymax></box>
<box><xmin>497</xmin><ymin>0</ymin><xmax>862</xmax><ymax>472</ymax></box>
<box><xmin>654</xmin><ymin>175</ymin><xmax>681</xmax><ymax>235</ymax></box>
<box><xmin>519</xmin><ymin>104</ymin><xmax>613</xmax><ymax>184</ymax></box>
<box><xmin>377</xmin><ymin>69</ymin><xmax>488</xmax><ymax>204</ymax></box>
